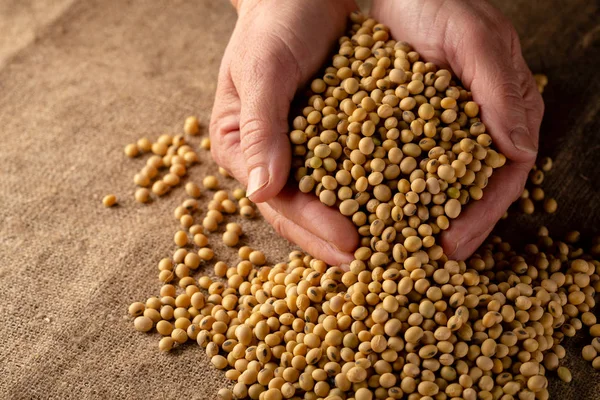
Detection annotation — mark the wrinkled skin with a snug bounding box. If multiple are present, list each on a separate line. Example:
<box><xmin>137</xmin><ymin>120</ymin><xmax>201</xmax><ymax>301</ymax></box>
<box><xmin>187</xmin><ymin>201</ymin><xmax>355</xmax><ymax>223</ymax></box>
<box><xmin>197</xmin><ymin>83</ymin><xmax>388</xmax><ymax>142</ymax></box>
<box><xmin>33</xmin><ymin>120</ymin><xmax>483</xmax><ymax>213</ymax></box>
<box><xmin>210</xmin><ymin>0</ymin><xmax>544</xmax><ymax>266</ymax></box>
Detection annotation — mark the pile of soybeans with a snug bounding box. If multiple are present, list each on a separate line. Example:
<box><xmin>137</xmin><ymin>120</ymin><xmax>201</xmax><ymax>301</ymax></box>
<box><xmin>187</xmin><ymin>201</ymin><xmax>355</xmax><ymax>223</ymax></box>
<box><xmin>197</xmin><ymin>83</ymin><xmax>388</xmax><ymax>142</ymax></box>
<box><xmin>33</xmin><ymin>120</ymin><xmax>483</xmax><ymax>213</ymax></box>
<box><xmin>125</xmin><ymin>12</ymin><xmax>600</xmax><ymax>400</ymax></box>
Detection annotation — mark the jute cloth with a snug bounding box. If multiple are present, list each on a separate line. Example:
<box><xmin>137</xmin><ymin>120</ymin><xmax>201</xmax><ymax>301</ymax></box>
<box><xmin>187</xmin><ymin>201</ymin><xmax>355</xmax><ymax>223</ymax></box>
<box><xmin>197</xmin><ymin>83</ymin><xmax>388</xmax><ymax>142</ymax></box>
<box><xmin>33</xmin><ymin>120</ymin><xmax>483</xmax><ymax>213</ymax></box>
<box><xmin>0</xmin><ymin>0</ymin><xmax>598</xmax><ymax>399</ymax></box>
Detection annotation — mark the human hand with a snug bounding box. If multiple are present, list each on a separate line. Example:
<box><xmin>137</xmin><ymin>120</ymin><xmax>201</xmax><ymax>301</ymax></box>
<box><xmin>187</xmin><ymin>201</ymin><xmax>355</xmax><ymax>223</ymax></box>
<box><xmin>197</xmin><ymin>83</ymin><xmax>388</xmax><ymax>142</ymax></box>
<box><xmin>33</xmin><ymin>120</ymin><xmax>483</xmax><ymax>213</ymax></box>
<box><xmin>210</xmin><ymin>0</ymin><xmax>359</xmax><ymax>266</ymax></box>
<box><xmin>372</xmin><ymin>0</ymin><xmax>544</xmax><ymax>259</ymax></box>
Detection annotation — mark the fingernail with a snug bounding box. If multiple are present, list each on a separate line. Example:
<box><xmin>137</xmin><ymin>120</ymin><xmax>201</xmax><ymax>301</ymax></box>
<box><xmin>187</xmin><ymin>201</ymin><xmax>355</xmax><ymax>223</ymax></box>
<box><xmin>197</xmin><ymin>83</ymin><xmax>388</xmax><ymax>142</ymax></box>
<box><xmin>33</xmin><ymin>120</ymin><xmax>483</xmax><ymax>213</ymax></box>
<box><xmin>246</xmin><ymin>166</ymin><xmax>269</xmax><ymax>200</ymax></box>
<box><xmin>510</xmin><ymin>127</ymin><xmax>537</xmax><ymax>154</ymax></box>
<box><xmin>340</xmin><ymin>263</ymin><xmax>350</xmax><ymax>271</ymax></box>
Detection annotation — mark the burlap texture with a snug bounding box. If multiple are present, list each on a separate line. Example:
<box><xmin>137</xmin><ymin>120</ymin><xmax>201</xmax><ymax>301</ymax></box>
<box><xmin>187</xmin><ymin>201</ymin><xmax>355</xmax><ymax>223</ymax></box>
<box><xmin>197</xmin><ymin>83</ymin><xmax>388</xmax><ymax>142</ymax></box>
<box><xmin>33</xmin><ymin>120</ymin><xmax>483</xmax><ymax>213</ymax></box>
<box><xmin>0</xmin><ymin>0</ymin><xmax>598</xmax><ymax>399</ymax></box>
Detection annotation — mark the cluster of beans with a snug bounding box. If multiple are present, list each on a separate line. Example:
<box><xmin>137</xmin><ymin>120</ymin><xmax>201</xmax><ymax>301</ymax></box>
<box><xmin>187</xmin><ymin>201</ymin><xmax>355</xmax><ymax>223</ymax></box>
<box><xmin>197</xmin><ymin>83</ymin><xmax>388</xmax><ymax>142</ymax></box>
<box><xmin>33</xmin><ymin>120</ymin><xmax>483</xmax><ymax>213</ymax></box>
<box><xmin>126</xmin><ymin>120</ymin><xmax>201</xmax><ymax>200</ymax></box>
<box><xmin>126</xmin><ymin>12</ymin><xmax>600</xmax><ymax>400</ymax></box>
<box><xmin>130</xmin><ymin>213</ymin><xmax>600</xmax><ymax>400</ymax></box>
<box><xmin>129</xmin><ymin>185</ymin><xmax>259</xmax><ymax>351</ymax></box>
<box><xmin>290</xmin><ymin>15</ymin><xmax>505</xmax><ymax>266</ymax></box>
<box><xmin>106</xmin><ymin>116</ymin><xmax>230</xmax><ymax>206</ymax></box>
<box><xmin>514</xmin><ymin>157</ymin><xmax>557</xmax><ymax>216</ymax></box>
<box><xmin>533</xmin><ymin>75</ymin><xmax>548</xmax><ymax>95</ymax></box>
<box><xmin>162</xmin><ymin>190</ymin><xmax>254</xmax><ymax>284</ymax></box>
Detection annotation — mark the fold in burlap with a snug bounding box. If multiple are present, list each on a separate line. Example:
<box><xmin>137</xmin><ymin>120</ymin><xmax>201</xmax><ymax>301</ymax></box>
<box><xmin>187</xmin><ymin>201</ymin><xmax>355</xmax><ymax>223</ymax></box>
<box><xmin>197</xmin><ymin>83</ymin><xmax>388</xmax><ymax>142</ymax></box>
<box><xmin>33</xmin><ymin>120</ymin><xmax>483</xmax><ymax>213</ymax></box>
<box><xmin>0</xmin><ymin>0</ymin><xmax>598</xmax><ymax>398</ymax></box>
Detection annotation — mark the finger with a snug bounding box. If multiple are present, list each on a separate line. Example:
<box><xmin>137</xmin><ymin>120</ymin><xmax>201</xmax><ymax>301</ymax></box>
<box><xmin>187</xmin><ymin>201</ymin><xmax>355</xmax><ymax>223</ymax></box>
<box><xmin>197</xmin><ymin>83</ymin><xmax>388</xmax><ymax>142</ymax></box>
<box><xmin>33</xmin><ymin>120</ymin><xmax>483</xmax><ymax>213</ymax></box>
<box><xmin>442</xmin><ymin>1</ymin><xmax>540</xmax><ymax>164</ymax></box>
<box><xmin>212</xmin><ymin>115</ymin><xmax>359</xmax><ymax>264</ymax></box>
<box><xmin>463</xmin><ymin>31</ymin><xmax>540</xmax><ymax>164</ymax></box>
<box><xmin>441</xmin><ymin>160</ymin><xmax>530</xmax><ymax>259</ymax></box>
<box><xmin>229</xmin><ymin>24</ymin><xmax>301</xmax><ymax>203</ymax></box>
<box><xmin>513</xmin><ymin>49</ymin><xmax>545</xmax><ymax>139</ymax></box>
<box><xmin>373</xmin><ymin>0</ymin><xmax>541</xmax><ymax>164</ymax></box>
<box><xmin>209</xmin><ymin>64</ymin><xmax>248</xmax><ymax>181</ymax></box>
<box><xmin>266</xmin><ymin>185</ymin><xmax>359</xmax><ymax>254</ymax></box>
<box><xmin>237</xmin><ymin>70</ymin><xmax>293</xmax><ymax>204</ymax></box>
<box><xmin>256</xmin><ymin>201</ymin><xmax>355</xmax><ymax>267</ymax></box>
<box><xmin>231</xmin><ymin>1</ymin><xmax>356</xmax><ymax>203</ymax></box>
<box><xmin>210</xmin><ymin>115</ymin><xmax>247</xmax><ymax>181</ymax></box>
<box><xmin>374</xmin><ymin>0</ymin><xmax>541</xmax><ymax>260</ymax></box>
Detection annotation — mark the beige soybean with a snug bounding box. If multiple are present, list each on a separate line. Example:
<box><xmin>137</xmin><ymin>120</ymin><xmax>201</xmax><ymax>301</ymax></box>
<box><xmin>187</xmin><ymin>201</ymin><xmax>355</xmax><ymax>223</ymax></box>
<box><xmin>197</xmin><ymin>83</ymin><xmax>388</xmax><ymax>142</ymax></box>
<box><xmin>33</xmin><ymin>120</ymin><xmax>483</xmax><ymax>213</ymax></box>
<box><xmin>134</xmin><ymin>316</ymin><xmax>153</xmax><ymax>332</ymax></box>
<box><xmin>102</xmin><ymin>194</ymin><xmax>117</xmax><ymax>207</ymax></box>
<box><xmin>184</xmin><ymin>116</ymin><xmax>200</xmax><ymax>135</ymax></box>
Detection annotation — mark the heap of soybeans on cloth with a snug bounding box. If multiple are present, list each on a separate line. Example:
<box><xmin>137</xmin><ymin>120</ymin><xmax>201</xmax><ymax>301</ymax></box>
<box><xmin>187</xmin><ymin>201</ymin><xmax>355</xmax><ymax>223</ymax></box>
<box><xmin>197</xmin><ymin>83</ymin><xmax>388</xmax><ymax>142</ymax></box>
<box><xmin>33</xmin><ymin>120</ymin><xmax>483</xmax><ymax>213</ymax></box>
<box><xmin>116</xmin><ymin>12</ymin><xmax>600</xmax><ymax>400</ymax></box>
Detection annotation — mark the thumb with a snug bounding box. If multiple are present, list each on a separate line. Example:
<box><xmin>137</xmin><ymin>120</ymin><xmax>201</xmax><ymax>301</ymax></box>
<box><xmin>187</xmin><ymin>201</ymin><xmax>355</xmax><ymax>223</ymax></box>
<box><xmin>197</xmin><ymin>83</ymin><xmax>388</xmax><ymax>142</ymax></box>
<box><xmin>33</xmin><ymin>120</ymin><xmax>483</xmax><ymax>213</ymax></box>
<box><xmin>373</xmin><ymin>0</ymin><xmax>542</xmax><ymax>162</ymax></box>
<box><xmin>446</xmin><ymin>3</ymin><xmax>542</xmax><ymax>163</ymax></box>
<box><xmin>230</xmin><ymin>0</ymin><xmax>356</xmax><ymax>203</ymax></box>
<box><xmin>231</xmin><ymin>33</ymin><xmax>300</xmax><ymax>203</ymax></box>
<box><xmin>467</xmin><ymin>38</ymin><xmax>540</xmax><ymax>163</ymax></box>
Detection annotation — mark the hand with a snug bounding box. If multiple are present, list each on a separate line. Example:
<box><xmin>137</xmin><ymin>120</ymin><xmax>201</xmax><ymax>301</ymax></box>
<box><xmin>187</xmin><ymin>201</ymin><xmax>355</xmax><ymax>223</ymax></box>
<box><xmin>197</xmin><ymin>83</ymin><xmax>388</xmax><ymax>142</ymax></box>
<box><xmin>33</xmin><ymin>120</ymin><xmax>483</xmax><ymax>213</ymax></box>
<box><xmin>372</xmin><ymin>0</ymin><xmax>544</xmax><ymax>259</ymax></box>
<box><xmin>210</xmin><ymin>0</ymin><xmax>359</xmax><ymax>266</ymax></box>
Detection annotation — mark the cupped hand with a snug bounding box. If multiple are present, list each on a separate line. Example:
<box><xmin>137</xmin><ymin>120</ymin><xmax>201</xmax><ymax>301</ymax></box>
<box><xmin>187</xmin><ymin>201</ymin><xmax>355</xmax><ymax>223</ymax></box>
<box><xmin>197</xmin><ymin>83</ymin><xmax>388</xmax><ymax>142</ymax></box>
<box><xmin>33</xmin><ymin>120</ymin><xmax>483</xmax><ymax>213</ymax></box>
<box><xmin>210</xmin><ymin>0</ymin><xmax>359</xmax><ymax>266</ymax></box>
<box><xmin>372</xmin><ymin>0</ymin><xmax>544</xmax><ymax>259</ymax></box>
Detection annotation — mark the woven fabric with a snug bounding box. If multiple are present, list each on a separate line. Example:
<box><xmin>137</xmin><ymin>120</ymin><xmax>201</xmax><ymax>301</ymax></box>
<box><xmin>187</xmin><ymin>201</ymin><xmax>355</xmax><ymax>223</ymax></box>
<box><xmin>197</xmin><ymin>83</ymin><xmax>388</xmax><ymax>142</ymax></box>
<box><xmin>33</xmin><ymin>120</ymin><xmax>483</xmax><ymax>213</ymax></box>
<box><xmin>0</xmin><ymin>0</ymin><xmax>598</xmax><ymax>398</ymax></box>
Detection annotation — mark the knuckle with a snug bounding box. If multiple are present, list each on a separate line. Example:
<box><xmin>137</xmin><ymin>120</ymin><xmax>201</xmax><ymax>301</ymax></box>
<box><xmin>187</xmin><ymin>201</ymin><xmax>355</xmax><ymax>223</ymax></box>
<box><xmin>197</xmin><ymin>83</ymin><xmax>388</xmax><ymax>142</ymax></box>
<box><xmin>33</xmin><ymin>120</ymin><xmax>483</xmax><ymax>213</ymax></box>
<box><xmin>208</xmin><ymin>122</ymin><xmax>223</xmax><ymax>166</ymax></box>
<box><xmin>210</xmin><ymin>118</ymin><xmax>229</xmax><ymax>140</ymax></box>
<box><xmin>491</xmin><ymin>80</ymin><xmax>525</xmax><ymax>115</ymax></box>
<box><xmin>534</xmin><ymin>95</ymin><xmax>545</xmax><ymax>121</ymax></box>
<box><xmin>209</xmin><ymin>119</ymin><xmax>241</xmax><ymax>170</ymax></box>
<box><xmin>210</xmin><ymin>146</ymin><xmax>223</xmax><ymax>168</ymax></box>
<box><xmin>516</xmin><ymin>69</ymin><xmax>532</xmax><ymax>89</ymax></box>
<box><xmin>495</xmin><ymin>80</ymin><xmax>523</xmax><ymax>101</ymax></box>
<box><xmin>269</xmin><ymin>213</ymin><xmax>289</xmax><ymax>240</ymax></box>
<box><xmin>525</xmin><ymin>84</ymin><xmax>545</xmax><ymax>128</ymax></box>
<box><xmin>209</xmin><ymin>118</ymin><xmax>222</xmax><ymax>140</ymax></box>
<box><xmin>510</xmin><ymin>167</ymin><xmax>530</xmax><ymax>203</ymax></box>
<box><xmin>511</xmin><ymin>182</ymin><xmax>525</xmax><ymax>203</ymax></box>
<box><xmin>239</xmin><ymin>118</ymin><xmax>272</xmax><ymax>165</ymax></box>
<box><xmin>506</xmin><ymin>23</ymin><xmax>519</xmax><ymax>41</ymax></box>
